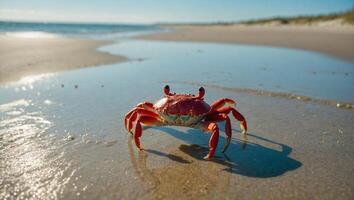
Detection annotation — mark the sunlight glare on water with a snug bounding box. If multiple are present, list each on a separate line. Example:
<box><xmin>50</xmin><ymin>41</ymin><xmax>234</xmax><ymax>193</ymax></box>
<box><xmin>17</xmin><ymin>74</ymin><xmax>56</xmax><ymax>85</ymax></box>
<box><xmin>5</xmin><ymin>31</ymin><xmax>61</xmax><ymax>39</ymax></box>
<box><xmin>0</xmin><ymin>99</ymin><xmax>75</xmax><ymax>200</ymax></box>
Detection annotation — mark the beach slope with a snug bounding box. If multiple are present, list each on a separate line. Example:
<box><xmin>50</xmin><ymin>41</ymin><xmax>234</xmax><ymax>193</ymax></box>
<box><xmin>137</xmin><ymin>25</ymin><xmax>354</xmax><ymax>61</ymax></box>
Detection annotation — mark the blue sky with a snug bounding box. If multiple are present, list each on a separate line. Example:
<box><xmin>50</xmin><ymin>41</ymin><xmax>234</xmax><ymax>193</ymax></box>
<box><xmin>0</xmin><ymin>0</ymin><xmax>352</xmax><ymax>23</ymax></box>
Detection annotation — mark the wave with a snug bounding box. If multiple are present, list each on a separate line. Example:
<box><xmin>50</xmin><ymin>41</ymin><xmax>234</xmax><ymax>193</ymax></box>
<box><xmin>0</xmin><ymin>21</ymin><xmax>161</xmax><ymax>38</ymax></box>
<box><xmin>3</xmin><ymin>31</ymin><xmax>61</xmax><ymax>38</ymax></box>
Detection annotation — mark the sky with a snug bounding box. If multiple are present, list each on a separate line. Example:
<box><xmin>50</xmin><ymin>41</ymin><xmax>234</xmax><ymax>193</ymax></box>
<box><xmin>0</xmin><ymin>0</ymin><xmax>352</xmax><ymax>24</ymax></box>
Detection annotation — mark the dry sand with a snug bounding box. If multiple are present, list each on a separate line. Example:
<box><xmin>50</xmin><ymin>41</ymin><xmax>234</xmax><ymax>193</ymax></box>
<box><xmin>0</xmin><ymin>35</ymin><xmax>127</xmax><ymax>84</ymax></box>
<box><xmin>137</xmin><ymin>24</ymin><xmax>354</xmax><ymax>61</ymax></box>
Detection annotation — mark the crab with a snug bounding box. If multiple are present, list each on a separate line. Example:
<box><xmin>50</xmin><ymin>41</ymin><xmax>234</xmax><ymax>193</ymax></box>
<box><xmin>124</xmin><ymin>85</ymin><xmax>247</xmax><ymax>160</ymax></box>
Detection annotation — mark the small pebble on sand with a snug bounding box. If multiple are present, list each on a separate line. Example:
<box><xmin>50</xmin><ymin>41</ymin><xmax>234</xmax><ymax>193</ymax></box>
<box><xmin>66</xmin><ymin>135</ymin><xmax>75</xmax><ymax>141</ymax></box>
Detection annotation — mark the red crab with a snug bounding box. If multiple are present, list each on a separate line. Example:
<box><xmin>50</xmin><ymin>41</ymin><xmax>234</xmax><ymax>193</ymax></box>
<box><xmin>124</xmin><ymin>85</ymin><xmax>247</xmax><ymax>160</ymax></box>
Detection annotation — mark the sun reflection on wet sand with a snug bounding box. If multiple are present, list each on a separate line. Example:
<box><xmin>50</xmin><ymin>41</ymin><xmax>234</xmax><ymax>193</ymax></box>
<box><xmin>0</xmin><ymin>99</ymin><xmax>74</xmax><ymax>200</ymax></box>
<box><xmin>17</xmin><ymin>74</ymin><xmax>55</xmax><ymax>86</ymax></box>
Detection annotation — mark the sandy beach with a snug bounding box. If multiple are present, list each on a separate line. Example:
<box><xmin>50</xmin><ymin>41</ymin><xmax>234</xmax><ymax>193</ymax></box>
<box><xmin>1</xmin><ymin>23</ymin><xmax>354</xmax><ymax>200</ymax></box>
<box><xmin>137</xmin><ymin>24</ymin><xmax>354</xmax><ymax>61</ymax></box>
<box><xmin>0</xmin><ymin>35</ymin><xmax>127</xmax><ymax>84</ymax></box>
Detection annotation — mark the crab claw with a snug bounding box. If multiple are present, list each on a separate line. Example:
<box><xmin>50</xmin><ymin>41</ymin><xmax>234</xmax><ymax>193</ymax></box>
<box><xmin>197</xmin><ymin>87</ymin><xmax>205</xmax><ymax>98</ymax></box>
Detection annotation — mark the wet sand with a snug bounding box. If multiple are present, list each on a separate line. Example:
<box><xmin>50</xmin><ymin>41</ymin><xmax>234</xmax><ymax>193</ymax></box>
<box><xmin>123</xmin><ymin>86</ymin><xmax>354</xmax><ymax>200</ymax></box>
<box><xmin>1</xmin><ymin>35</ymin><xmax>353</xmax><ymax>199</ymax></box>
<box><xmin>137</xmin><ymin>25</ymin><xmax>354</xmax><ymax>61</ymax></box>
<box><xmin>0</xmin><ymin>35</ymin><xmax>127</xmax><ymax>84</ymax></box>
<box><xmin>123</xmin><ymin>85</ymin><xmax>354</xmax><ymax>199</ymax></box>
<box><xmin>1</xmin><ymin>63</ymin><xmax>353</xmax><ymax>199</ymax></box>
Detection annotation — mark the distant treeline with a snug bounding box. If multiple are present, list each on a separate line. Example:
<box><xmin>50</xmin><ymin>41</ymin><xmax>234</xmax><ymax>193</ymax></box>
<box><xmin>159</xmin><ymin>10</ymin><xmax>353</xmax><ymax>26</ymax></box>
<box><xmin>241</xmin><ymin>10</ymin><xmax>353</xmax><ymax>25</ymax></box>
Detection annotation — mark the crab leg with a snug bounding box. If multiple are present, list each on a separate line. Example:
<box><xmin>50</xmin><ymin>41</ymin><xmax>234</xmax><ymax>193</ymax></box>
<box><xmin>136</xmin><ymin>102</ymin><xmax>155</xmax><ymax>111</ymax></box>
<box><xmin>214</xmin><ymin>106</ymin><xmax>247</xmax><ymax>134</ymax></box>
<box><xmin>125</xmin><ymin>102</ymin><xmax>154</xmax><ymax>119</ymax></box>
<box><xmin>210</xmin><ymin>98</ymin><xmax>236</xmax><ymax>111</ymax></box>
<box><xmin>125</xmin><ymin>109</ymin><xmax>137</xmax><ymax>130</ymax></box>
<box><xmin>134</xmin><ymin>115</ymin><xmax>162</xmax><ymax>150</ymax></box>
<box><xmin>205</xmin><ymin>113</ymin><xmax>232</xmax><ymax>153</ymax></box>
<box><xmin>125</xmin><ymin>108</ymin><xmax>160</xmax><ymax>132</ymax></box>
<box><xmin>124</xmin><ymin>102</ymin><xmax>158</xmax><ymax>131</ymax></box>
<box><xmin>200</xmin><ymin>121</ymin><xmax>220</xmax><ymax>160</ymax></box>
<box><xmin>125</xmin><ymin>100</ymin><xmax>153</xmax><ymax>112</ymax></box>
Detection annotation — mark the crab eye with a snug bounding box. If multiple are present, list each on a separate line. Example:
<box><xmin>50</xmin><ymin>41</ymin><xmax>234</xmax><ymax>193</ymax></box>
<box><xmin>198</xmin><ymin>87</ymin><xmax>205</xmax><ymax>98</ymax></box>
<box><xmin>164</xmin><ymin>85</ymin><xmax>170</xmax><ymax>95</ymax></box>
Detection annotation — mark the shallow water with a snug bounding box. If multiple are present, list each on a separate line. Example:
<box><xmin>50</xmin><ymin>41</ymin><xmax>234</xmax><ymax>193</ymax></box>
<box><xmin>1</xmin><ymin>40</ymin><xmax>354</xmax><ymax>199</ymax></box>
<box><xmin>103</xmin><ymin>40</ymin><xmax>354</xmax><ymax>102</ymax></box>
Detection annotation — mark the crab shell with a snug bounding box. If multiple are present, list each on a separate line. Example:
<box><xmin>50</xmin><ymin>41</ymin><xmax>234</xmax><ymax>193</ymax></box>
<box><xmin>154</xmin><ymin>92</ymin><xmax>211</xmax><ymax>126</ymax></box>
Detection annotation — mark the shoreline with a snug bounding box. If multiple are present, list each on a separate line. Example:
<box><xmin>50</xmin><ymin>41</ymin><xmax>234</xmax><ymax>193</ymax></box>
<box><xmin>137</xmin><ymin>24</ymin><xmax>354</xmax><ymax>61</ymax></box>
<box><xmin>0</xmin><ymin>35</ymin><xmax>127</xmax><ymax>85</ymax></box>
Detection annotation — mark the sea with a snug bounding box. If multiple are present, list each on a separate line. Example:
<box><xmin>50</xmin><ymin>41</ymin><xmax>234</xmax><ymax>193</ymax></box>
<box><xmin>0</xmin><ymin>21</ymin><xmax>163</xmax><ymax>39</ymax></box>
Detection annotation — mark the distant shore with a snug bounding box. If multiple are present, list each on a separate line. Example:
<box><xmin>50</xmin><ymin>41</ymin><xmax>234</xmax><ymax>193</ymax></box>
<box><xmin>0</xmin><ymin>35</ymin><xmax>127</xmax><ymax>84</ymax></box>
<box><xmin>137</xmin><ymin>24</ymin><xmax>354</xmax><ymax>61</ymax></box>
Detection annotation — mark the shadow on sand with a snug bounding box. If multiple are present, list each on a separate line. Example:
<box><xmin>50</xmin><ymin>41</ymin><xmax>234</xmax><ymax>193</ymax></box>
<box><xmin>145</xmin><ymin>126</ymin><xmax>302</xmax><ymax>178</ymax></box>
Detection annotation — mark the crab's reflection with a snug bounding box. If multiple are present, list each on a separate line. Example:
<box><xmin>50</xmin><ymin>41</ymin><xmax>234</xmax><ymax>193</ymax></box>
<box><xmin>127</xmin><ymin>136</ymin><xmax>160</xmax><ymax>191</ymax></box>
<box><xmin>127</xmin><ymin>136</ymin><xmax>232</xmax><ymax>198</ymax></box>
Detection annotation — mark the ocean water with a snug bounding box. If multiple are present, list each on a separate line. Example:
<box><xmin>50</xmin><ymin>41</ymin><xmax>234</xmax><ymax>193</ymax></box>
<box><xmin>0</xmin><ymin>21</ymin><xmax>163</xmax><ymax>39</ymax></box>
